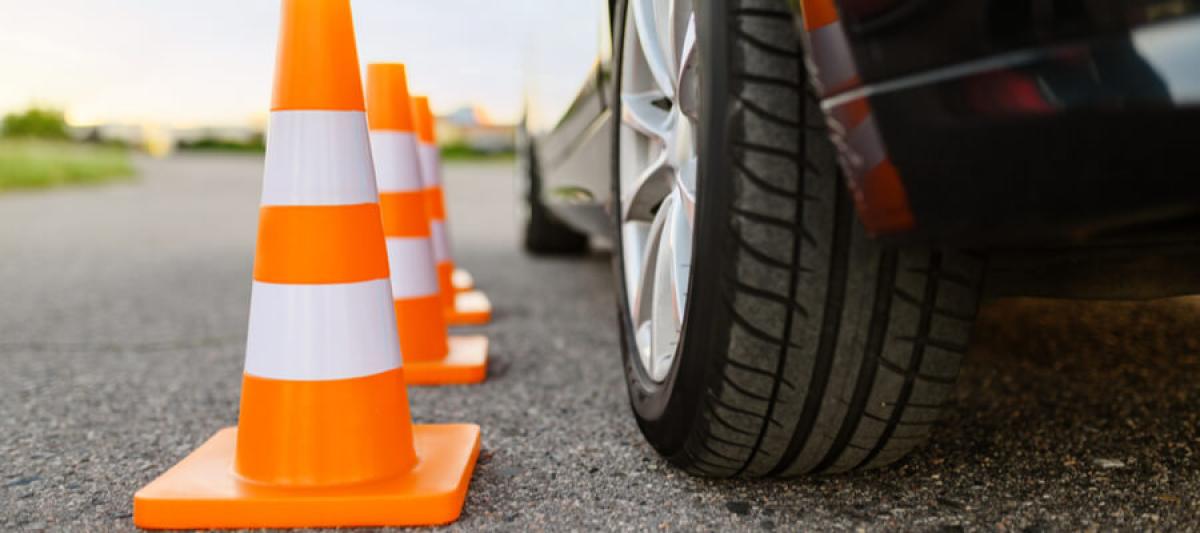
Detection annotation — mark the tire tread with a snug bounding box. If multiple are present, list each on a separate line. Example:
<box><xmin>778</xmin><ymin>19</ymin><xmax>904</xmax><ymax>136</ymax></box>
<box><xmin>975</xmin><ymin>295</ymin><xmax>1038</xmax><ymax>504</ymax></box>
<box><xmin>667</xmin><ymin>0</ymin><xmax>985</xmax><ymax>477</ymax></box>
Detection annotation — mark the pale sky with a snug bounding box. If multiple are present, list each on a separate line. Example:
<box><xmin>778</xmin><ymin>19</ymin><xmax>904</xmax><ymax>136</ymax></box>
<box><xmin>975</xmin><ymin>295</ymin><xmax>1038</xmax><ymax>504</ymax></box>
<box><xmin>0</xmin><ymin>0</ymin><xmax>604</xmax><ymax>128</ymax></box>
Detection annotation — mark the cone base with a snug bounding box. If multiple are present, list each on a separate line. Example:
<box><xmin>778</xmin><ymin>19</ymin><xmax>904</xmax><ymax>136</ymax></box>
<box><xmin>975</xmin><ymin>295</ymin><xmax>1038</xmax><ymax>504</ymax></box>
<box><xmin>406</xmin><ymin>335</ymin><xmax>489</xmax><ymax>385</ymax></box>
<box><xmin>452</xmin><ymin>268</ymin><xmax>474</xmax><ymax>293</ymax></box>
<box><xmin>133</xmin><ymin>424</ymin><xmax>481</xmax><ymax>529</ymax></box>
<box><xmin>447</xmin><ymin>290</ymin><xmax>492</xmax><ymax>326</ymax></box>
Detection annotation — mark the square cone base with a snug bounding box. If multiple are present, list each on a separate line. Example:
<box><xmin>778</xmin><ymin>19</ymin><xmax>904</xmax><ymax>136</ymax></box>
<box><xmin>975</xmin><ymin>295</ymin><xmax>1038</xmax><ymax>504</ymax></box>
<box><xmin>133</xmin><ymin>424</ymin><xmax>481</xmax><ymax>529</ymax></box>
<box><xmin>405</xmin><ymin>335</ymin><xmax>489</xmax><ymax>385</ymax></box>
<box><xmin>452</xmin><ymin>268</ymin><xmax>475</xmax><ymax>292</ymax></box>
<box><xmin>447</xmin><ymin>290</ymin><xmax>491</xmax><ymax>326</ymax></box>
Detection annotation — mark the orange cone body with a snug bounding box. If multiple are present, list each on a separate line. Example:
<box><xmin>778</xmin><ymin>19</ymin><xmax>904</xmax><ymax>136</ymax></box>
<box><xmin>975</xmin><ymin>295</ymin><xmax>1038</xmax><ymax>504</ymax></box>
<box><xmin>367</xmin><ymin>64</ymin><xmax>488</xmax><ymax>385</ymax></box>
<box><xmin>412</xmin><ymin>95</ymin><xmax>493</xmax><ymax>326</ymax></box>
<box><xmin>132</xmin><ymin>2</ymin><xmax>479</xmax><ymax>528</ymax></box>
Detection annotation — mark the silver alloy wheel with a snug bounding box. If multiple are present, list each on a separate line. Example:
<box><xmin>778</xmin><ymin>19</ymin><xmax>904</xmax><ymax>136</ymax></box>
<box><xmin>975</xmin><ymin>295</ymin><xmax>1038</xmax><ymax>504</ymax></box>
<box><xmin>619</xmin><ymin>0</ymin><xmax>700</xmax><ymax>383</ymax></box>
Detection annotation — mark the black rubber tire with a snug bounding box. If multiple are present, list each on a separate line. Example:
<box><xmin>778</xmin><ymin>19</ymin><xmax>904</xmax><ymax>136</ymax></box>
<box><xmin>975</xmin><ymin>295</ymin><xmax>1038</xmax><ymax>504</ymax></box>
<box><xmin>612</xmin><ymin>0</ymin><xmax>986</xmax><ymax>477</ymax></box>
<box><xmin>520</xmin><ymin>141</ymin><xmax>590</xmax><ymax>255</ymax></box>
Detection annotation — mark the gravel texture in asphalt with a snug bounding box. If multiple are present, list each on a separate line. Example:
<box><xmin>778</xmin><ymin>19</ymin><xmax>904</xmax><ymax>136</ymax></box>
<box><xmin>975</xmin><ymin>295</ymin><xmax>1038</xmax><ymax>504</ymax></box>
<box><xmin>0</xmin><ymin>155</ymin><xmax>1197</xmax><ymax>531</ymax></box>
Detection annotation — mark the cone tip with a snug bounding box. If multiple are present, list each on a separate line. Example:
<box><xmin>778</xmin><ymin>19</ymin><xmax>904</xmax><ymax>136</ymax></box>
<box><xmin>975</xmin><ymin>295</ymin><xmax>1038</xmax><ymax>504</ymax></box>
<box><xmin>412</xmin><ymin>96</ymin><xmax>436</xmax><ymax>144</ymax></box>
<box><xmin>367</xmin><ymin>63</ymin><xmax>415</xmax><ymax>132</ymax></box>
<box><xmin>272</xmin><ymin>0</ymin><xmax>365</xmax><ymax>111</ymax></box>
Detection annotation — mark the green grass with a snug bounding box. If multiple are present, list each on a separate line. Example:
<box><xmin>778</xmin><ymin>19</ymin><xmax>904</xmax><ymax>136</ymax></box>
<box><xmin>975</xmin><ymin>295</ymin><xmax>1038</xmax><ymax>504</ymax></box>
<box><xmin>440</xmin><ymin>143</ymin><xmax>515</xmax><ymax>162</ymax></box>
<box><xmin>0</xmin><ymin>140</ymin><xmax>135</xmax><ymax>191</ymax></box>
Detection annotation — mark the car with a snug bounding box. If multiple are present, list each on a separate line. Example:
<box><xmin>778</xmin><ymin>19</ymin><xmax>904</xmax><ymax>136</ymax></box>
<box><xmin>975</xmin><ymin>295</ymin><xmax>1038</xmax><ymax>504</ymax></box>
<box><xmin>518</xmin><ymin>0</ymin><xmax>1200</xmax><ymax>478</ymax></box>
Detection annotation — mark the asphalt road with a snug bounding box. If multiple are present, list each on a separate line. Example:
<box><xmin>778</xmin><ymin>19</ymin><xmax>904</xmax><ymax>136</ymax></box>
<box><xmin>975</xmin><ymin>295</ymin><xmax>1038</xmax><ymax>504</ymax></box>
<box><xmin>1</xmin><ymin>155</ymin><xmax>1197</xmax><ymax>531</ymax></box>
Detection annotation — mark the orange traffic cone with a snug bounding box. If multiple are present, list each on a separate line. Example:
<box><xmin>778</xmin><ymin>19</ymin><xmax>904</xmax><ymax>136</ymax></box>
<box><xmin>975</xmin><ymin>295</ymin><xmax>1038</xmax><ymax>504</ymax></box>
<box><xmin>453</xmin><ymin>267</ymin><xmax>476</xmax><ymax>292</ymax></box>
<box><xmin>412</xmin><ymin>95</ymin><xmax>493</xmax><ymax>326</ymax></box>
<box><xmin>367</xmin><ymin>63</ymin><xmax>488</xmax><ymax>385</ymax></box>
<box><xmin>132</xmin><ymin>1</ymin><xmax>480</xmax><ymax>528</ymax></box>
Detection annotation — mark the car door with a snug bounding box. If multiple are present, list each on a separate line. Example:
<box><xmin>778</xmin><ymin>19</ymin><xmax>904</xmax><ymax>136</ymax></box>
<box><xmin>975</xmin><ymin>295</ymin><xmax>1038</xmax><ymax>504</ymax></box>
<box><xmin>525</xmin><ymin>0</ymin><xmax>617</xmax><ymax>236</ymax></box>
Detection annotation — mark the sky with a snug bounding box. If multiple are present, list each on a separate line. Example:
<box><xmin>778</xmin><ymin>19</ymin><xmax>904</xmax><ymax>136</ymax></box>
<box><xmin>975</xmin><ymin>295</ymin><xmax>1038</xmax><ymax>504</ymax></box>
<box><xmin>0</xmin><ymin>0</ymin><xmax>604</xmax><ymax>128</ymax></box>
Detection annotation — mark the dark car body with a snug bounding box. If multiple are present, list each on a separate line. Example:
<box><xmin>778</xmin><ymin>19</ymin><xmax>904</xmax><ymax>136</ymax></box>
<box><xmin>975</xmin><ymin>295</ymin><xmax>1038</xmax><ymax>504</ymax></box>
<box><xmin>524</xmin><ymin>1</ymin><xmax>1200</xmax><ymax>296</ymax></box>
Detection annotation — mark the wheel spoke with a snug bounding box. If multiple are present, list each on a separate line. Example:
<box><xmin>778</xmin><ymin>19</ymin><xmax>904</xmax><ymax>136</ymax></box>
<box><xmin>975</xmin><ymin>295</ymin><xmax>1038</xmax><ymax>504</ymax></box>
<box><xmin>666</xmin><ymin>0</ymin><xmax>695</xmax><ymax>78</ymax></box>
<box><xmin>622</xmin><ymin>151</ymin><xmax>673</xmax><ymax>223</ymax></box>
<box><xmin>665</xmin><ymin>191</ymin><xmax>690</xmax><ymax>325</ymax></box>
<box><xmin>631</xmin><ymin>0</ymin><xmax>676</xmax><ymax>98</ymax></box>
<box><xmin>676</xmin><ymin>14</ymin><xmax>700</xmax><ymax>121</ymax></box>
<box><xmin>621</xmin><ymin>222</ymin><xmax>649</xmax><ymax>315</ymax></box>
<box><xmin>676</xmin><ymin>155</ymin><xmax>697</xmax><ymax>224</ymax></box>
<box><xmin>632</xmin><ymin>199</ymin><xmax>671</xmax><ymax>326</ymax></box>
<box><xmin>621</xmin><ymin>91</ymin><xmax>672</xmax><ymax>143</ymax></box>
<box><xmin>650</xmin><ymin>196</ymin><xmax>684</xmax><ymax>381</ymax></box>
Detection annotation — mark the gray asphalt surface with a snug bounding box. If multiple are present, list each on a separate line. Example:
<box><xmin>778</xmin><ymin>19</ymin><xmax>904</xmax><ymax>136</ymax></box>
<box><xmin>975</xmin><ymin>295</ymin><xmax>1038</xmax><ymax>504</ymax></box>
<box><xmin>1</xmin><ymin>155</ymin><xmax>1197</xmax><ymax>531</ymax></box>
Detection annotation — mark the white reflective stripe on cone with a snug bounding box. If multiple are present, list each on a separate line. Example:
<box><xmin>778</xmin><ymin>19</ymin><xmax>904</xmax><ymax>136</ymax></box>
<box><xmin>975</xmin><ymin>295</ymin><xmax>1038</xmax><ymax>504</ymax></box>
<box><xmin>806</xmin><ymin>21</ymin><xmax>857</xmax><ymax>96</ymax></box>
<box><xmin>844</xmin><ymin>115</ymin><xmax>885</xmax><ymax>176</ymax></box>
<box><xmin>386</xmin><ymin>237</ymin><xmax>440</xmax><ymax>299</ymax></box>
<box><xmin>369</xmin><ymin>131</ymin><xmax>423</xmax><ymax>193</ymax></box>
<box><xmin>244</xmin><ymin>279</ymin><xmax>403</xmax><ymax>381</ymax></box>
<box><xmin>262</xmin><ymin>111</ymin><xmax>379</xmax><ymax>206</ymax></box>
<box><xmin>430</xmin><ymin>220</ymin><xmax>451</xmax><ymax>263</ymax></box>
<box><xmin>416</xmin><ymin>143</ymin><xmax>442</xmax><ymax>188</ymax></box>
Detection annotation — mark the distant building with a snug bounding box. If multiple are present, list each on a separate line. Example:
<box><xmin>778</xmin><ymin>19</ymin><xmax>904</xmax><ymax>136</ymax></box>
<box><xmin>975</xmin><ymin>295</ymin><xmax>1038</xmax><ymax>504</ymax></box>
<box><xmin>173</xmin><ymin>126</ymin><xmax>260</xmax><ymax>145</ymax></box>
<box><xmin>437</xmin><ymin>106</ymin><xmax>515</xmax><ymax>153</ymax></box>
<box><xmin>67</xmin><ymin>111</ymin><xmax>510</xmax><ymax>157</ymax></box>
<box><xmin>70</xmin><ymin>123</ymin><xmax>145</xmax><ymax>146</ymax></box>
<box><xmin>69</xmin><ymin>124</ymin><xmax>263</xmax><ymax>157</ymax></box>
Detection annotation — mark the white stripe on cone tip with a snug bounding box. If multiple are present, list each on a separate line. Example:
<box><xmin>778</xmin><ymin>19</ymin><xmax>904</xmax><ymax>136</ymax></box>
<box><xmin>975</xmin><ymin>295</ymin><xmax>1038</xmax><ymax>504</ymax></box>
<box><xmin>806</xmin><ymin>21</ymin><xmax>857</xmax><ymax>95</ymax></box>
<box><xmin>845</xmin><ymin>115</ymin><xmax>886</xmax><ymax>174</ymax></box>
<box><xmin>416</xmin><ymin>143</ymin><xmax>443</xmax><ymax>188</ymax></box>
<box><xmin>369</xmin><ymin>131</ymin><xmax>423</xmax><ymax>193</ymax></box>
<box><xmin>430</xmin><ymin>221</ymin><xmax>451</xmax><ymax>263</ymax></box>
<box><xmin>386</xmin><ymin>237</ymin><xmax>440</xmax><ymax>299</ymax></box>
<box><xmin>244</xmin><ymin>279</ymin><xmax>404</xmax><ymax>381</ymax></box>
<box><xmin>262</xmin><ymin>111</ymin><xmax>379</xmax><ymax>206</ymax></box>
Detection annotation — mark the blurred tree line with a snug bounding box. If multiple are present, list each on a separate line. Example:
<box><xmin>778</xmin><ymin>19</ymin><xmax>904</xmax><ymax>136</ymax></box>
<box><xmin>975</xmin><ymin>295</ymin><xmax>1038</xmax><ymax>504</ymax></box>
<box><xmin>2</xmin><ymin>108</ymin><xmax>70</xmax><ymax>139</ymax></box>
<box><xmin>177</xmin><ymin>133</ymin><xmax>265</xmax><ymax>153</ymax></box>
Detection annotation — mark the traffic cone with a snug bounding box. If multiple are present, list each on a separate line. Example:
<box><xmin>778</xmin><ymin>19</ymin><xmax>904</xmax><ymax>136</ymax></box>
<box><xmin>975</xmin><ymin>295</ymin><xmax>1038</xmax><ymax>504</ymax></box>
<box><xmin>132</xmin><ymin>1</ymin><xmax>480</xmax><ymax>528</ymax></box>
<box><xmin>454</xmin><ymin>268</ymin><xmax>476</xmax><ymax>292</ymax></box>
<box><xmin>412</xmin><ymin>95</ymin><xmax>493</xmax><ymax>326</ymax></box>
<box><xmin>367</xmin><ymin>63</ymin><xmax>488</xmax><ymax>385</ymax></box>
